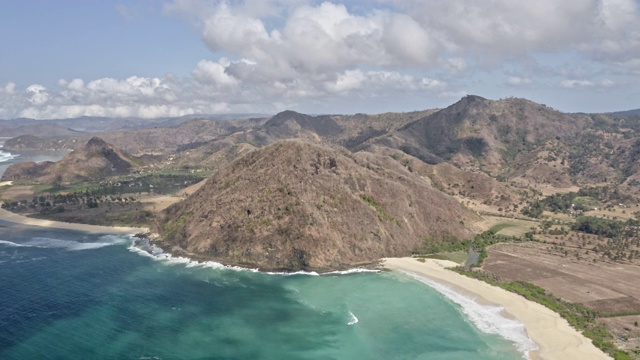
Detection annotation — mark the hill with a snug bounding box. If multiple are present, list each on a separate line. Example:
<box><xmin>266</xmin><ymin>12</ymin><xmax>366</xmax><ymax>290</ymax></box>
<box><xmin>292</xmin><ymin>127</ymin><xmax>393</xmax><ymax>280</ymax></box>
<box><xmin>1</xmin><ymin>137</ymin><xmax>141</xmax><ymax>184</ymax></box>
<box><xmin>0</xmin><ymin>123</ymin><xmax>82</xmax><ymax>138</ymax></box>
<box><xmin>156</xmin><ymin>140</ymin><xmax>480</xmax><ymax>271</ymax></box>
<box><xmin>2</xmin><ymin>135</ymin><xmax>47</xmax><ymax>150</ymax></box>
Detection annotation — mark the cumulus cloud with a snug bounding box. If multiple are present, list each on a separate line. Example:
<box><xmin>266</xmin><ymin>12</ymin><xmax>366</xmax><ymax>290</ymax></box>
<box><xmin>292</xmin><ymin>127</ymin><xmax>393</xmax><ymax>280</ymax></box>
<box><xmin>3</xmin><ymin>82</ymin><xmax>16</xmax><ymax>94</ymax></box>
<box><xmin>3</xmin><ymin>1</ymin><xmax>640</xmax><ymax>118</ymax></box>
<box><xmin>26</xmin><ymin>85</ymin><xmax>49</xmax><ymax>106</ymax></box>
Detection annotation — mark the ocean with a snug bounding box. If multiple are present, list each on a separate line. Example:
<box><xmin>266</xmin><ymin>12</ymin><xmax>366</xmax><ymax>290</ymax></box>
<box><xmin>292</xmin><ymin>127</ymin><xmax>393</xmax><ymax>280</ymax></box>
<box><xmin>0</xmin><ymin>138</ymin><xmax>69</xmax><ymax>177</ymax></box>
<box><xmin>0</xmin><ymin>145</ymin><xmax>533</xmax><ymax>359</ymax></box>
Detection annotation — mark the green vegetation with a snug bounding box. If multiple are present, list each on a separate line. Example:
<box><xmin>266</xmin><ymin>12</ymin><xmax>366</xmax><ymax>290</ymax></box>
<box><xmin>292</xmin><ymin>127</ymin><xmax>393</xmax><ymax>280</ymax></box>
<box><xmin>453</xmin><ymin>268</ymin><xmax>630</xmax><ymax>359</ymax></box>
<box><xmin>521</xmin><ymin>186</ymin><xmax>631</xmax><ymax>219</ymax></box>
<box><xmin>105</xmin><ymin>210</ymin><xmax>154</xmax><ymax>226</ymax></box>
<box><xmin>488</xmin><ymin>223</ymin><xmax>515</xmax><ymax>234</ymax></box>
<box><xmin>361</xmin><ymin>195</ymin><xmax>397</xmax><ymax>223</ymax></box>
<box><xmin>162</xmin><ymin>212</ymin><xmax>191</xmax><ymax>242</ymax></box>
<box><xmin>414</xmin><ymin>251</ymin><xmax>468</xmax><ymax>264</ymax></box>
<box><xmin>413</xmin><ymin>229</ymin><xmax>525</xmax><ymax>267</ymax></box>
<box><xmin>599</xmin><ymin>310</ymin><xmax>640</xmax><ymax>318</ymax></box>
<box><xmin>572</xmin><ymin>216</ymin><xmax>627</xmax><ymax>238</ymax></box>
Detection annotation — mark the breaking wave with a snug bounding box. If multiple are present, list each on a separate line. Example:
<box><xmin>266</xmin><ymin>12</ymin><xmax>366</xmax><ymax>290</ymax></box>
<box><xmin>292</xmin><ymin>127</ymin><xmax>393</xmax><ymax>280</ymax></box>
<box><xmin>0</xmin><ymin>149</ymin><xmax>18</xmax><ymax>164</ymax></box>
<box><xmin>403</xmin><ymin>271</ymin><xmax>538</xmax><ymax>359</ymax></box>
<box><xmin>0</xmin><ymin>239</ymin><xmax>29</xmax><ymax>247</ymax></box>
<box><xmin>0</xmin><ymin>235</ymin><xmax>127</xmax><ymax>251</ymax></box>
<box><xmin>129</xmin><ymin>237</ymin><xmax>380</xmax><ymax>276</ymax></box>
<box><xmin>347</xmin><ymin>311</ymin><xmax>358</xmax><ymax>325</ymax></box>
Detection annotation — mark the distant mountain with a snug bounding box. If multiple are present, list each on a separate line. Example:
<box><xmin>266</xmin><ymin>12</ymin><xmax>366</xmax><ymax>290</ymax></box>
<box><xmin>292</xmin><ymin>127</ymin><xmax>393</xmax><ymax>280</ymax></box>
<box><xmin>1</xmin><ymin>137</ymin><xmax>142</xmax><ymax>184</ymax></box>
<box><xmin>5</xmin><ymin>97</ymin><xmax>640</xmax><ymax>194</ymax></box>
<box><xmin>0</xmin><ymin>113</ymin><xmax>269</xmax><ymax>133</ymax></box>
<box><xmin>607</xmin><ymin>108</ymin><xmax>640</xmax><ymax>116</ymax></box>
<box><xmin>2</xmin><ymin>135</ymin><xmax>47</xmax><ymax>150</ymax></box>
<box><xmin>156</xmin><ymin>140</ymin><xmax>479</xmax><ymax>271</ymax></box>
<box><xmin>0</xmin><ymin>123</ymin><xmax>83</xmax><ymax>138</ymax></box>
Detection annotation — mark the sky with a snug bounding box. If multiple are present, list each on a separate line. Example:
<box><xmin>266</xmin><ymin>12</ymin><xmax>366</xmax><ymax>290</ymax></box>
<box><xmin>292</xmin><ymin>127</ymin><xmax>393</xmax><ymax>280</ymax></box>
<box><xmin>1</xmin><ymin>0</ymin><xmax>639</xmax><ymax>119</ymax></box>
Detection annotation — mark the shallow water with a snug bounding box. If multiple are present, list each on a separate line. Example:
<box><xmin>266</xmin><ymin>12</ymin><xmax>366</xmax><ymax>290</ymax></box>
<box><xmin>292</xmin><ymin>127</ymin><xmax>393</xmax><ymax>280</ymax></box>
<box><xmin>0</xmin><ymin>221</ymin><xmax>530</xmax><ymax>359</ymax></box>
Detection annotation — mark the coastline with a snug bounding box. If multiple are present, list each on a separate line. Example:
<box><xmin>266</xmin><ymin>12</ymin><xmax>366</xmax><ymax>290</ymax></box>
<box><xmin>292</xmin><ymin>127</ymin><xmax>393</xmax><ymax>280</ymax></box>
<box><xmin>0</xmin><ymin>208</ymin><xmax>148</xmax><ymax>235</ymax></box>
<box><xmin>383</xmin><ymin>257</ymin><xmax>610</xmax><ymax>360</ymax></box>
<box><xmin>0</xmin><ymin>204</ymin><xmax>613</xmax><ymax>359</ymax></box>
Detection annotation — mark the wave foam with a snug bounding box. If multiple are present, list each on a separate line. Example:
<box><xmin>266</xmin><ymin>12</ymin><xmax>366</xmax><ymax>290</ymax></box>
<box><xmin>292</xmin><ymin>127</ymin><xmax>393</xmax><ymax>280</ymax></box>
<box><xmin>0</xmin><ymin>235</ymin><xmax>127</xmax><ymax>251</ymax></box>
<box><xmin>0</xmin><ymin>239</ymin><xmax>29</xmax><ymax>247</ymax></box>
<box><xmin>31</xmin><ymin>237</ymin><xmax>117</xmax><ymax>251</ymax></box>
<box><xmin>0</xmin><ymin>150</ymin><xmax>18</xmax><ymax>163</ymax></box>
<box><xmin>403</xmin><ymin>271</ymin><xmax>538</xmax><ymax>359</ymax></box>
<box><xmin>347</xmin><ymin>311</ymin><xmax>358</xmax><ymax>325</ymax></box>
<box><xmin>127</xmin><ymin>237</ymin><xmax>259</xmax><ymax>272</ymax></box>
<box><xmin>128</xmin><ymin>238</ymin><xmax>379</xmax><ymax>277</ymax></box>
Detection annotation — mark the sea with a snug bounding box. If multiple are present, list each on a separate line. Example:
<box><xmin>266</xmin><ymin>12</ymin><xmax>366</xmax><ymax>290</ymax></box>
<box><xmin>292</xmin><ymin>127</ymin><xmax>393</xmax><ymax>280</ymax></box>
<box><xmin>0</xmin><ymin>137</ymin><xmax>70</xmax><ymax>177</ymax></box>
<box><xmin>0</xmin><ymin>142</ymin><xmax>536</xmax><ymax>359</ymax></box>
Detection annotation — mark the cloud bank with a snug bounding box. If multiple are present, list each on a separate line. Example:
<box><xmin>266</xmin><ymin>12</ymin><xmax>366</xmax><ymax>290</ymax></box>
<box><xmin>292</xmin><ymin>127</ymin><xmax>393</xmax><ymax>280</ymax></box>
<box><xmin>1</xmin><ymin>0</ymin><xmax>639</xmax><ymax>119</ymax></box>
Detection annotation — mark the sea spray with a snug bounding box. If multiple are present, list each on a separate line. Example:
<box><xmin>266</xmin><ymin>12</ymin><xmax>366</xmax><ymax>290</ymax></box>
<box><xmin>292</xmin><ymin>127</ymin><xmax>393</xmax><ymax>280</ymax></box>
<box><xmin>347</xmin><ymin>311</ymin><xmax>359</xmax><ymax>325</ymax></box>
<box><xmin>129</xmin><ymin>236</ymin><xmax>380</xmax><ymax>276</ymax></box>
<box><xmin>0</xmin><ymin>150</ymin><xmax>18</xmax><ymax>163</ymax></box>
<box><xmin>0</xmin><ymin>235</ymin><xmax>127</xmax><ymax>251</ymax></box>
<box><xmin>403</xmin><ymin>270</ymin><xmax>538</xmax><ymax>359</ymax></box>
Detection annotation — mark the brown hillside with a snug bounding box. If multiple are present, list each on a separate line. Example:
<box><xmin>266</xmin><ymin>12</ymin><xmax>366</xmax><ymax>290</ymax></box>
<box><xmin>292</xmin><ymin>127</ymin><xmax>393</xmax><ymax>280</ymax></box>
<box><xmin>376</xmin><ymin>95</ymin><xmax>588</xmax><ymax>175</ymax></box>
<box><xmin>1</xmin><ymin>137</ymin><xmax>141</xmax><ymax>184</ymax></box>
<box><xmin>157</xmin><ymin>140</ymin><xmax>480</xmax><ymax>271</ymax></box>
<box><xmin>2</xmin><ymin>135</ymin><xmax>46</xmax><ymax>150</ymax></box>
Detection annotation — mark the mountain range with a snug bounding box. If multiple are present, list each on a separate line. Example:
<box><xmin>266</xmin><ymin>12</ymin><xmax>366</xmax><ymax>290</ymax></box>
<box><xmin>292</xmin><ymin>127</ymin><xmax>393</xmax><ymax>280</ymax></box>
<box><xmin>3</xmin><ymin>95</ymin><xmax>640</xmax><ymax>269</ymax></box>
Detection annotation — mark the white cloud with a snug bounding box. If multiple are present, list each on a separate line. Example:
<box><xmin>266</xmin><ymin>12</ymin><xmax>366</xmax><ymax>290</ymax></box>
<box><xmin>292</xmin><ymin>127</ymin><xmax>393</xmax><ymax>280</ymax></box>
<box><xmin>420</xmin><ymin>77</ymin><xmax>446</xmax><ymax>90</ymax></box>
<box><xmin>561</xmin><ymin>79</ymin><xmax>595</xmax><ymax>88</ymax></box>
<box><xmin>192</xmin><ymin>59</ymin><xmax>239</xmax><ymax>87</ymax></box>
<box><xmin>506</xmin><ymin>76</ymin><xmax>533</xmax><ymax>86</ymax></box>
<box><xmin>3</xmin><ymin>1</ymin><xmax>640</xmax><ymax>118</ymax></box>
<box><xmin>560</xmin><ymin>78</ymin><xmax>618</xmax><ymax>89</ymax></box>
<box><xmin>26</xmin><ymin>84</ymin><xmax>49</xmax><ymax>106</ymax></box>
<box><xmin>325</xmin><ymin>69</ymin><xmax>365</xmax><ymax>93</ymax></box>
<box><xmin>68</xmin><ymin>79</ymin><xmax>85</xmax><ymax>91</ymax></box>
<box><xmin>443</xmin><ymin>57</ymin><xmax>467</xmax><ymax>74</ymax></box>
<box><xmin>3</xmin><ymin>82</ymin><xmax>15</xmax><ymax>94</ymax></box>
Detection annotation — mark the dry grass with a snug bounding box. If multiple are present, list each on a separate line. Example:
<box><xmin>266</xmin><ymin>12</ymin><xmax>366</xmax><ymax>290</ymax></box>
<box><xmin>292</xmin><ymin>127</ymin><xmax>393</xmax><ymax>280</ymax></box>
<box><xmin>482</xmin><ymin>241</ymin><xmax>640</xmax><ymax>355</ymax></box>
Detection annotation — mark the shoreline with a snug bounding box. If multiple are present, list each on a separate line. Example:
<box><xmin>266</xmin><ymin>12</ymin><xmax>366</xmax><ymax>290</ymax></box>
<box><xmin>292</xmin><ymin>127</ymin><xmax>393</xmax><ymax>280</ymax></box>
<box><xmin>0</xmin><ymin>204</ymin><xmax>613</xmax><ymax>359</ymax></box>
<box><xmin>0</xmin><ymin>207</ymin><xmax>148</xmax><ymax>235</ymax></box>
<box><xmin>383</xmin><ymin>257</ymin><xmax>610</xmax><ymax>360</ymax></box>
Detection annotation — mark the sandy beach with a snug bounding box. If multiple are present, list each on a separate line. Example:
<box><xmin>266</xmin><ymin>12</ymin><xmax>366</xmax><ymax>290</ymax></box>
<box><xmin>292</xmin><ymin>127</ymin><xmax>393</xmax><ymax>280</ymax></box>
<box><xmin>0</xmin><ymin>208</ymin><xmax>148</xmax><ymax>235</ymax></box>
<box><xmin>383</xmin><ymin>257</ymin><xmax>610</xmax><ymax>360</ymax></box>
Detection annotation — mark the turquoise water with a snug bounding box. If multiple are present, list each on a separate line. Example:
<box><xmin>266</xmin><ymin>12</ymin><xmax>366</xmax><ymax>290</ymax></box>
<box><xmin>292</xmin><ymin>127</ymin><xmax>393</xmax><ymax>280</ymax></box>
<box><xmin>0</xmin><ymin>220</ymin><xmax>529</xmax><ymax>359</ymax></box>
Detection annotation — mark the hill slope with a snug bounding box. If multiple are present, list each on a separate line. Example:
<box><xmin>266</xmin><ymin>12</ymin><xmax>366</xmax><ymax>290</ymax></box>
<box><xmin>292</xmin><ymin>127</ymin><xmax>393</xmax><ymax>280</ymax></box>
<box><xmin>157</xmin><ymin>140</ymin><xmax>479</xmax><ymax>271</ymax></box>
<box><xmin>2</xmin><ymin>137</ymin><xmax>140</xmax><ymax>184</ymax></box>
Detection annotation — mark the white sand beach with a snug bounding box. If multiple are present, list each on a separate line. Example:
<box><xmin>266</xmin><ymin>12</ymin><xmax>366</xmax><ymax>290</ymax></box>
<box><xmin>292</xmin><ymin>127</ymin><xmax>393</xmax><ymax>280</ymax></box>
<box><xmin>383</xmin><ymin>257</ymin><xmax>611</xmax><ymax>360</ymax></box>
<box><xmin>0</xmin><ymin>208</ymin><xmax>148</xmax><ymax>235</ymax></box>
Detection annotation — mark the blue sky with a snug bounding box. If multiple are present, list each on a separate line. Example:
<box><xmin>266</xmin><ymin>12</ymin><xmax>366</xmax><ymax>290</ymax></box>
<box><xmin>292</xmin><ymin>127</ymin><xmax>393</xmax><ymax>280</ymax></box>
<box><xmin>1</xmin><ymin>0</ymin><xmax>639</xmax><ymax>119</ymax></box>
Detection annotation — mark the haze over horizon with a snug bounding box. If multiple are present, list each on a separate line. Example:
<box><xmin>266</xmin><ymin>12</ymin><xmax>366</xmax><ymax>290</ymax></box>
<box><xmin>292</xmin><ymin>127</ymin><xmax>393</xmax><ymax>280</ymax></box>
<box><xmin>1</xmin><ymin>0</ymin><xmax>639</xmax><ymax>119</ymax></box>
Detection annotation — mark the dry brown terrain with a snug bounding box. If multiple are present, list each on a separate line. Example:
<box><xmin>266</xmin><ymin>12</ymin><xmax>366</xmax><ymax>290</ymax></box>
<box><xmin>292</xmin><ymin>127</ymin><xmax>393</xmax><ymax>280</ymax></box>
<box><xmin>157</xmin><ymin>140</ymin><xmax>481</xmax><ymax>271</ymax></box>
<box><xmin>483</xmin><ymin>241</ymin><xmax>640</xmax><ymax>353</ymax></box>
